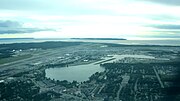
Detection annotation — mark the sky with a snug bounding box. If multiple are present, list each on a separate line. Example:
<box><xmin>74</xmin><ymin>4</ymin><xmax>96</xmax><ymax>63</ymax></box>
<box><xmin>0</xmin><ymin>0</ymin><xmax>180</xmax><ymax>39</ymax></box>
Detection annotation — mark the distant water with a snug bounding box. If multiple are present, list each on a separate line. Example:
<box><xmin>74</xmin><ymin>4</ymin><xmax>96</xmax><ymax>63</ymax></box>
<box><xmin>0</xmin><ymin>38</ymin><xmax>180</xmax><ymax>46</ymax></box>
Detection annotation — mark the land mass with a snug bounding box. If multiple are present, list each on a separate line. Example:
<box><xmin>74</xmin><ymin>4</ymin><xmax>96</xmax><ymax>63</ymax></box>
<box><xmin>71</xmin><ymin>38</ymin><xmax>126</xmax><ymax>40</ymax></box>
<box><xmin>0</xmin><ymin>41</ymin><xmax>180</xmax><ymax>101</ymax></box>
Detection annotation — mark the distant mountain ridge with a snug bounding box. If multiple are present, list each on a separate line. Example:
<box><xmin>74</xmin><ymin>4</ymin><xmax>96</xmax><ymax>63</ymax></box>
<box><xmin>71</xmin><ymin>38</ymin><xmax>126</xmax><ymax>40</ymax></box>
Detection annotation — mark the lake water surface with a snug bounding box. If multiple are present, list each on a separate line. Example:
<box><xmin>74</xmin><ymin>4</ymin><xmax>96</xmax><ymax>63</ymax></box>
<box><xmin>45</xmin><ymin>55</ymin><xmax>155</xmax><ymax>82</ymax></box>
<box><xmin>45</xmin><ymin>64</ymin><xmax>104</xmax><ymax>82</ymax></box>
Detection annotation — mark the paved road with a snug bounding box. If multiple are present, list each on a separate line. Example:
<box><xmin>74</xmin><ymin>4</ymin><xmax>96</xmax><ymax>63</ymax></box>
<box><xmin>116</xmin><ymin>75</ymin><xmax>130</xmax><ymax>101</ymax></box>
<box><xmin>153</xmin><ymin>66</ymin><xmax>164</xmax><ymax>88</ymax></box>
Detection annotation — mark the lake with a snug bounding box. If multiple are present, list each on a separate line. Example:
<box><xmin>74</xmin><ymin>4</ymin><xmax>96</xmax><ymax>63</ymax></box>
<box><xmin>45</xmin><ymin>64</ymin><xmax>104</xmax><ymax>82</ymax></box>
<box><xmin>45</xmin><ymin>54</ymin><xmax>155</xmax><ymax>82</ymax></box>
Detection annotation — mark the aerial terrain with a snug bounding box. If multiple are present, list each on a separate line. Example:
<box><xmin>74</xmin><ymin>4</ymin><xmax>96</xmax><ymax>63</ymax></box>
<box><xmin>0</xmin><ymin>40</ymin><xmax>180</xmax><ymax>101</ymax></box>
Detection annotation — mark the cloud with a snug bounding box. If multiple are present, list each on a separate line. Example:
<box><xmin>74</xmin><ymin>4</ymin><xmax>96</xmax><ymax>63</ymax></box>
<box><xmin>143</xmin><ymin>24</ymin><xmax>180</xmax><ymax>38</ymax></box>
<box><xmin>0</xmin><ymin>0</ymin><xmax>108</xmax><ymax>16</ymax></box>
<box><xmin>0</xmin><ymin>20</ymin><xmax>55</xmax><ymax>34</ymax></box>
<box><xmin>147</xmin><ymin>15</ymin><xmax>180</xmax><ymax>22</ymax></box>
<box><xmin>145</xmin><ymin>0</ymin><xmax>180</xmax><ymax>6</ymax></box>
<box><xmin>0</xmin><ymin>20</ymin><xmax>21</xmax><ymax>27</ymax></box>
<box><xmin>149</xmin><ymin>24</ymin><xmax>180</xmax><ymax>30</ymax></box>
<box><xmin>0</xmin><ymin>0</ymin><xmax>180</xmax><ymax>38</ymax></box>
<box><xmin>0</xmin><ymin>28</ymin><xmax>55</xmax><ymax>34</ymax></box>
<box><xmin>0</xmin><ymin>0</ymin><xmax>47</xmax><ymax>10</ymax></box>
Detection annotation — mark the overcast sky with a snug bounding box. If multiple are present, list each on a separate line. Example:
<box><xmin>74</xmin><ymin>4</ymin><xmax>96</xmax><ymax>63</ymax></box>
<box><xmin>0</xmin><ymin>0</ymin><xmax>180</xmax><ymax>39</ymax></box>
